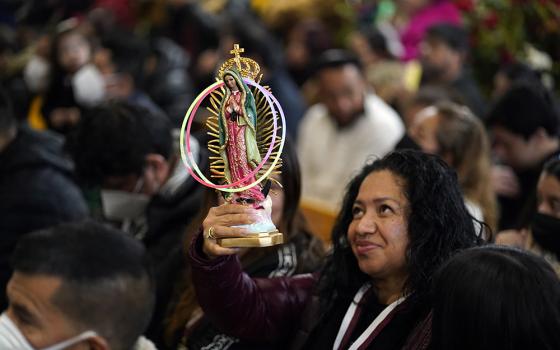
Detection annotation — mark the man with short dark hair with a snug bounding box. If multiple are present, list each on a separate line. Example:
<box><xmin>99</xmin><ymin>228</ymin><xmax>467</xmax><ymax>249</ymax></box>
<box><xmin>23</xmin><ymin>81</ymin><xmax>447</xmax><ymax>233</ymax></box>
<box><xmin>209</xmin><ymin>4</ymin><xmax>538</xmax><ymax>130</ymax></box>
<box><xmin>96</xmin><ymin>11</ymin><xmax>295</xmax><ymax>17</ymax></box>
<box><xmin>420</xmin><ymin>23</ymin><xmax>487</xmax><ymax>118</ymax></box>
<box><xmin>297</xmin><ymin>50</ymin><xmax>404</xmax><ymax>211</ymax></box>
<box><xmin>487</xmin><ymin>82</ymin><xmax>560</xmax><ymax>229</ymax></box>
<box><xmin>0</xmin><ymin>88</ymin><xmax>88</xmax><ymax>310</ymax></box>
<box><xmin>0</xmin><ymin>221</ymin><xmax>155</xmax><ymax>349</ymax></box>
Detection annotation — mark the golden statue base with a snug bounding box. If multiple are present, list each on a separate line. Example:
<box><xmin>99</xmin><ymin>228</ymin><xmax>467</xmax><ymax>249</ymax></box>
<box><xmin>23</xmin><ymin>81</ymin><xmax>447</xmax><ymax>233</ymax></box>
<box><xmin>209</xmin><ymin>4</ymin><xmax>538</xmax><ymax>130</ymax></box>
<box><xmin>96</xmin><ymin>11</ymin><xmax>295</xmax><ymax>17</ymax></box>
<box><xmin>218</xmin><ymin>231</ymin><xmax>283</xmax><ymax>248</ymax></box>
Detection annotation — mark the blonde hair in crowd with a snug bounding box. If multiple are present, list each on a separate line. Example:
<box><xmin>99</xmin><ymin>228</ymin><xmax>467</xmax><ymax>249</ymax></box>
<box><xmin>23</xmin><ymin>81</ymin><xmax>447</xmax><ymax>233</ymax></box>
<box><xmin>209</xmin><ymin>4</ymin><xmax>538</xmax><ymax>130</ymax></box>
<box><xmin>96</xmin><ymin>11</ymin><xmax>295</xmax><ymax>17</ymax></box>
<box><xmin>434</xmin><ymin>102</ymin><xmax>498</xmax><ymax>235</ymax></box>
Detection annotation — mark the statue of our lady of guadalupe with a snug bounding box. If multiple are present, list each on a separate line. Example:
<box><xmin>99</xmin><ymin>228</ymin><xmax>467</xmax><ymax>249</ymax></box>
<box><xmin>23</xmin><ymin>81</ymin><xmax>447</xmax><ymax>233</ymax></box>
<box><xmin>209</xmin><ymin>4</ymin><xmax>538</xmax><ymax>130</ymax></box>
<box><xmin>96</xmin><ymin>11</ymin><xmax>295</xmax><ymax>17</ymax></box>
<box><xmin>218</xmin><ymin>68</ymin><xmax>265</xmax><ymax>206</ymax></box>
<box><xmin>204</xmin><ymin>45</ymin><xmax>283</xmax><ymax>247</ymax></box>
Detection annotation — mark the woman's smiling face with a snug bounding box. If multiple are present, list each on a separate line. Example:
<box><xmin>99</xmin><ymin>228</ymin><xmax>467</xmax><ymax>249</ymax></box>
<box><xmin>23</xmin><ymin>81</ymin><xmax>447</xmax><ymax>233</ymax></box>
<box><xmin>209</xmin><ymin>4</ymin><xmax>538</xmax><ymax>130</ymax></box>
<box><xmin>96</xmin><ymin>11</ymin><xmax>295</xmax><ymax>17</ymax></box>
<box><xmin>347</xmin><ymin>170</ymin><xmax>410</xmax><ymax>281</ymax></box>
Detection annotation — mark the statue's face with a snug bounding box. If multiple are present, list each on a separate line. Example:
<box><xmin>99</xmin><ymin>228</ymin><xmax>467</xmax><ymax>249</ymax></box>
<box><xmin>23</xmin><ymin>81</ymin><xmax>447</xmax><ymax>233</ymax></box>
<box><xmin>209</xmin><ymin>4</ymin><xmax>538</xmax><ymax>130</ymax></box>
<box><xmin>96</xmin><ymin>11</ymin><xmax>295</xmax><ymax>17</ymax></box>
<box><xmin>224</xmin><ymin>75</ymin><xmax>238</xmax><ymax>91</ymax></box>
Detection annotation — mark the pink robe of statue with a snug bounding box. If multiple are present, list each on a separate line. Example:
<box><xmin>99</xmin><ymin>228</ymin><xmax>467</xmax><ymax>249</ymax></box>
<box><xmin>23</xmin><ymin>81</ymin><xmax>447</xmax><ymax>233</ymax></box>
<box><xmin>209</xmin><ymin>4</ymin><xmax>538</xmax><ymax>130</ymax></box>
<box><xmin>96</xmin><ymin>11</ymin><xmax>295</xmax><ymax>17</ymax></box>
<box><xmin>224</xmin><ymin>91</ymin><xmax>264</xmax><ymax>204</ymax></box>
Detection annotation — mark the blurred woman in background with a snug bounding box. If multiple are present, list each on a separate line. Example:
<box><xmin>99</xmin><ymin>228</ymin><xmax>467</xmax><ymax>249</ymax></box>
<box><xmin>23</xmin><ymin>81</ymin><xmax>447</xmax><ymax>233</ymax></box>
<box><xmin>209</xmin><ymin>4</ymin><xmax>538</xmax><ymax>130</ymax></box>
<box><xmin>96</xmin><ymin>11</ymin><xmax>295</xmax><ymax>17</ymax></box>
<box><xmin>38</xmin><ymin>23</ymin><xmax>105</xmax><ymax>135</ymax></box>
<box><xmin>410</xmin><ymin>101</ymin><xmax>497</xmax><ymax>235</ymax></box>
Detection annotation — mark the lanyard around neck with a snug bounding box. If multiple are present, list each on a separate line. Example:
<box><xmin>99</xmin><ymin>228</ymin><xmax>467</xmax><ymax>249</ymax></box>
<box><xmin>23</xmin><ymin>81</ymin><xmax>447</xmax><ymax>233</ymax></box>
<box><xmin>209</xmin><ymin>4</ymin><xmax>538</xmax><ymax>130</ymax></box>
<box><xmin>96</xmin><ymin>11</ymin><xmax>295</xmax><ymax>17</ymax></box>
<box><xmin>333</xmin><ymin>284</ymin><xmax>405</xmax><ymax>350</ymax></box>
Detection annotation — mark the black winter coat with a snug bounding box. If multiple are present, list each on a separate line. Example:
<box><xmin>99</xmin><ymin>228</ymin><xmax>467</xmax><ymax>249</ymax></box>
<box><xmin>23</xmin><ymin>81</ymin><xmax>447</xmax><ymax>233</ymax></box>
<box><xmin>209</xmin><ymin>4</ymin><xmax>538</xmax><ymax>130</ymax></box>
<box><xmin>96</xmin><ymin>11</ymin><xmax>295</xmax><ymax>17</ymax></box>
<box><xmin>0</xmin><ymin>126</ymin><xmax>88</xmax><ymax>308</ymax></box>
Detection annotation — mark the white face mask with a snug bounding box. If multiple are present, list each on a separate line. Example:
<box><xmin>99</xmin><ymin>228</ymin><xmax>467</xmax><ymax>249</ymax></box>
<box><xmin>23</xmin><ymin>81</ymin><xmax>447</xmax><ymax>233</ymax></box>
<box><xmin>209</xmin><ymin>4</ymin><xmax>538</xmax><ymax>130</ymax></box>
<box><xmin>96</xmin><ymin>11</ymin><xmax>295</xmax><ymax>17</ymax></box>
<box><xmin>0</xmin><ymin>313</ymin><xmax>97</xmax><ymax>350</ymax></box>
<box><xmin>101</xmin><ymin>176</ymin><xmax>150</xmax><ymax>222</ymax></box>
<box><xmin>100</xmin><ymin>190</ymin><xmax>150</xmax><ymax>222</ymax></box>
<box><xmin>71</xmin><ymin>64</ymin><xmax>105</xmax><ymax>107</ymax></box>
<box><xmin>23</xmin><ymin>56</ymin><xmax>50</xmax><ymax>93</ymax></box>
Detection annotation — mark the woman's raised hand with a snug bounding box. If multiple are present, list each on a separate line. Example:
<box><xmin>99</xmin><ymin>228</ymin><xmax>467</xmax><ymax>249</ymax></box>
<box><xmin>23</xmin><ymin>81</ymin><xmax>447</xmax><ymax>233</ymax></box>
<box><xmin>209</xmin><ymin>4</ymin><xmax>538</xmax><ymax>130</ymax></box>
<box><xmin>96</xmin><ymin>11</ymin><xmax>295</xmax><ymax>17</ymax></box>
<box><xmin>202</xmin><ymin>203</ymin><xmax>259</xmax><ymax>259</ymax></box>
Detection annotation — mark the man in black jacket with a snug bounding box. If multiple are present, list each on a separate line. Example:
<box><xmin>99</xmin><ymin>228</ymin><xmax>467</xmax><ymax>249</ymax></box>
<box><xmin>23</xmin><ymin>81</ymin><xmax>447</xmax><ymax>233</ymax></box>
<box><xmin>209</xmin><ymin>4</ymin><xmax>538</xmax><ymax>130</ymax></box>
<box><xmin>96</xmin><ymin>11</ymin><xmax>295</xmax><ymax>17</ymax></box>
<box><xmin>0</xmin><ymin>89</ymin><xmax>88</xmax><ymax>310</ymax></box>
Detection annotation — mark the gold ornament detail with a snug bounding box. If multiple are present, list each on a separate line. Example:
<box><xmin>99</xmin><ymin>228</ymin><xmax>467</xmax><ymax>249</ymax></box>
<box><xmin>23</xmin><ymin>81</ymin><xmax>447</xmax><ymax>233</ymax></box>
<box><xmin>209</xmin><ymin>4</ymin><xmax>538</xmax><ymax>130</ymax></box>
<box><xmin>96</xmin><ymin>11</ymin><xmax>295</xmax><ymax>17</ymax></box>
<box><xmin>217</xmin><ymin>44</ymin><xmax>262</xmax><ymax>82</ymax></box>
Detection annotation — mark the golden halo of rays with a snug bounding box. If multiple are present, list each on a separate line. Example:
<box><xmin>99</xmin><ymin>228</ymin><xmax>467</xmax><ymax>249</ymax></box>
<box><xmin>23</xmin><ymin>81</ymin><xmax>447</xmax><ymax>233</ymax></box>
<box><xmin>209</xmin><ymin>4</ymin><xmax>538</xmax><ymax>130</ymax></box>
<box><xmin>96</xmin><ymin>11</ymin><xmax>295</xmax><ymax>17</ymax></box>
<box><xmin>205</xmin><ymin>74</ymin><xmax>282</xmax><ymax>188</ymax></box>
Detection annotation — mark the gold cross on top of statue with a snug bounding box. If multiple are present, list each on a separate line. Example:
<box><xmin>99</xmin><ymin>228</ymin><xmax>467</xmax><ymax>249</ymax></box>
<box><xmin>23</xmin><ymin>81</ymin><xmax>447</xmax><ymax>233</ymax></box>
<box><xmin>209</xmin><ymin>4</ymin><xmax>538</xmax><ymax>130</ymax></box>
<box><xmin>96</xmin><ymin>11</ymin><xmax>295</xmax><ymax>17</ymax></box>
<box><xmin>217</xmin><ymin>44</ymin><xmax>261</xmax><ymax>81</ymax></box>
<box><xmin>230</xmin><ymin>44</ymin><xmax>245</xmax><ymax>71</ymax></box>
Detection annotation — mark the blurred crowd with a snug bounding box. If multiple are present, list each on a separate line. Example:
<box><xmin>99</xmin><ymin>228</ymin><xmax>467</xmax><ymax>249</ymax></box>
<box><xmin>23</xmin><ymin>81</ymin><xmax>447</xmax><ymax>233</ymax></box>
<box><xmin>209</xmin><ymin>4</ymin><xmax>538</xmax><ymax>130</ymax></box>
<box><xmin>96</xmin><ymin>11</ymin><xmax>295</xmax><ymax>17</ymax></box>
<box><xmin>0</xmin><ymin>0</ymin><xmax>560</xmax><ymax>349</ymax></box>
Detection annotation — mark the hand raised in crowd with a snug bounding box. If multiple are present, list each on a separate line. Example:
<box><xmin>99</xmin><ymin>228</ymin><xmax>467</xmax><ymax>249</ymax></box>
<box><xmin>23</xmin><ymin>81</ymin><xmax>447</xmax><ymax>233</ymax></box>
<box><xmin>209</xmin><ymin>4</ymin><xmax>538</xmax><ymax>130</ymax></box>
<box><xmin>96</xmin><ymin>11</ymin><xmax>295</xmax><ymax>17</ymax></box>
<box><xmin>495</xmin><ymin>228</ymin><xmax>529</xmax><ymax>248</ymax></box>
<box><xmin>491</xmin><ymin>164</ymin><xmax>521</xmax><ymax>198</ymax></box>
<box><xmin>202</xmin><ymin>204</ymin><xmax>260</xmax><ymax>258</ymax></box>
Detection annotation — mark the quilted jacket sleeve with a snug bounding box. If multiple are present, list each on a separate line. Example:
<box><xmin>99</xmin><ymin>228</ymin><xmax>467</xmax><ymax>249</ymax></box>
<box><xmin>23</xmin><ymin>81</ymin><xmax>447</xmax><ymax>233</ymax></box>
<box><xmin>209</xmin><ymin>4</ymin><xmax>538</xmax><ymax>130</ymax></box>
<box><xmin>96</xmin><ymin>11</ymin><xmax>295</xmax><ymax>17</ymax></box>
<box><xmin>188</xmin><ymin>231</ymin><xmax>318</xmax><ymax>342</ymax></box>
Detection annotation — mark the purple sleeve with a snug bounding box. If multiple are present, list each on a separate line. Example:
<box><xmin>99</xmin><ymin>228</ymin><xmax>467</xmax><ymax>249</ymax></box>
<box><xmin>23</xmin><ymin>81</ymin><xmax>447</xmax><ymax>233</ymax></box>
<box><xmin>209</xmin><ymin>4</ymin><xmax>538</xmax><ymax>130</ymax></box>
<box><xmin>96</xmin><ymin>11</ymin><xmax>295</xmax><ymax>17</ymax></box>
<box><xmin>188</xmin><ymin>231</ymin><xmax>317</xmax><ymax>342</ymax></box>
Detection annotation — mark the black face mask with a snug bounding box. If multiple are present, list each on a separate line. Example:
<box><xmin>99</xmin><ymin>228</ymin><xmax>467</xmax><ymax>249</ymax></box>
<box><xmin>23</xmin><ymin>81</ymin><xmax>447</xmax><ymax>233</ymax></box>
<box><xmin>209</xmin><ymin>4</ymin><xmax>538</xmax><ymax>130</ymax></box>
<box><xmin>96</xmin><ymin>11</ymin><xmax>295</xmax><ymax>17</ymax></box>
<box><xmin>531</xmin><ymin>213</ymin><xmax>560</xmax><ymax>259</ymax></box>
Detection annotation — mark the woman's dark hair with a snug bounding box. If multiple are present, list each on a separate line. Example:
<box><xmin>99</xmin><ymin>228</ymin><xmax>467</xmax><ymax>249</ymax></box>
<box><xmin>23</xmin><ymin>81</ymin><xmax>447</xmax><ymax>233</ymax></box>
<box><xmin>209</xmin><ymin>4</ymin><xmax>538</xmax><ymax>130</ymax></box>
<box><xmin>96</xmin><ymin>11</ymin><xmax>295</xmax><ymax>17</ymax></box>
<box><xmin>319</xmin><ymin>150</ymin><xmax>481</xmax><ymax>309</ymax></box>
<box><xmin>276</xmin><ymin>136</ymin><xmax>302</xmax><ymax>236</ymax></box>
<box><xmin>431</xmin><ymin>245</ymin><xmax>560</xmax><ymax>350</ymax></box>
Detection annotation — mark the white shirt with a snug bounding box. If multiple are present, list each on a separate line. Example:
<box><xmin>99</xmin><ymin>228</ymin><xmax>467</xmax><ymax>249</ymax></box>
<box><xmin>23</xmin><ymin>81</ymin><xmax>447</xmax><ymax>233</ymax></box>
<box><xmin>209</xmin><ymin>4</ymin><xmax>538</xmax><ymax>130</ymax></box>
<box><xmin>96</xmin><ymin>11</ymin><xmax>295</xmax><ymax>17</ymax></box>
<box><xmin>297</xmin><ymin>93</ymin><xmax>404</xmax><ymax>211</ymax></box>
<box><xmin>465</xmin><ymin>199</ymin><xmax>486</xmax><ymax>238</ymax></box>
